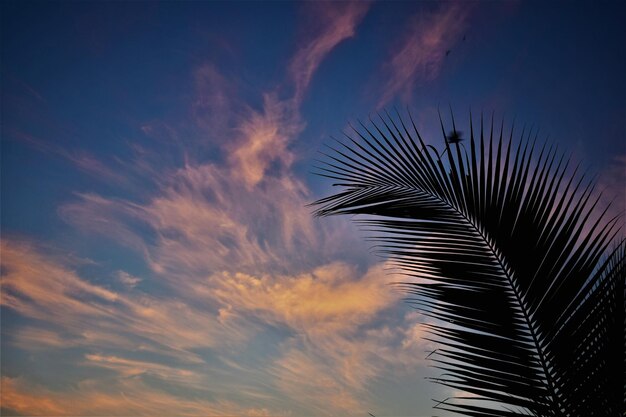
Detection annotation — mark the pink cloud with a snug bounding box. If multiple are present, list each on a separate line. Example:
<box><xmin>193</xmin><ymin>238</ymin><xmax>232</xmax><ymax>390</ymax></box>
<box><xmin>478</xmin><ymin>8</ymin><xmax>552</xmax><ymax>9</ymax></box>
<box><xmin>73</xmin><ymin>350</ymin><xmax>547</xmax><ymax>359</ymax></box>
<box><xmin>7</xmin><ymin>128</ymin><xmax>129</xmax><ymax>186</ymax></box>
<box><xmin>145</xmin><ymin>167</ymin><xmax>314</xmax><ymax>274</ymax></box>
<box><xmin>65</xmin><ymin>151</ymin><xmax>131</xmax><ymax>186</ymax></box>
<box><xmin>59</xmin><ymin>193</ymin><xmax>149</xmax><ymax>255</ymax></box>
<box><xmin>290</xmin><ymin>1</ymin><xmax>370</xmax><ymax>104</ymax></box>
<box><xmin>377</xmin><ymin>2</ymin><xmax>472</xmax><ymax>108</ymax></box>
<box><xmin>192</xmin><ymin>63</ymin><xmax>236</xmax><ymax>136</ymax></box>
<box><xmin>185</xmin><ymin>2</ymin><xmax>370</xmax><ymax>189</ymax></box>
<box><xmin>598</xmin><ymin>154</ymin><xmax>626</xmax><ymax>222</ymax></box>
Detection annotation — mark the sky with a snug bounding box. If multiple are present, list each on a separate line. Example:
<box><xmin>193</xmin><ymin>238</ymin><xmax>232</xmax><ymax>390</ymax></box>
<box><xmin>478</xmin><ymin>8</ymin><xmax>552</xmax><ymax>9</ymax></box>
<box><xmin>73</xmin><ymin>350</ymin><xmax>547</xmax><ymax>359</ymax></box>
<box><xmin>1</xmin><ymin>1</ymin><xmax>625</xmax><ymax>416</ymax></box>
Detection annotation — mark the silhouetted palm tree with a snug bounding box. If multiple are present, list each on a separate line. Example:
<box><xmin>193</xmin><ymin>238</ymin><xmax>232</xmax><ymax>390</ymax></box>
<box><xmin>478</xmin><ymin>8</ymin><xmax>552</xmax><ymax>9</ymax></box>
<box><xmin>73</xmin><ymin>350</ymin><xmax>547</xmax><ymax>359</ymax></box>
<box><xmin>312</xmin><ymin>110</ymin><xmax>625</xmax><ymax>416</ymax></box>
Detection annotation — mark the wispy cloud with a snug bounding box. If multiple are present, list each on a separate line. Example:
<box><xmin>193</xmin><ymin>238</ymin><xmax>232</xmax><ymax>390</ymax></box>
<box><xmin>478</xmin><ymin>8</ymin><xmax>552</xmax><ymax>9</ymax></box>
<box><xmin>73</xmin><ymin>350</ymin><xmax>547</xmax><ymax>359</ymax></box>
<box><xmin>13</xmin><ymin>327</ymin><xmax>74</xmax><ymax>350</ymax></box>
<box><xmin>209</xmin><ymin>262</ymin><xmax>396</xmax><ymax>336</ymax></box>
<box><xmin>2</xmin><ymin>3</ymin><xmax>430</xmax><ymax>415</ymax></box>
<box><xmin>1</xmin><ymin>239</ymin><xmax>224</xmax><ymax>360</ymax></box>
<box><xmin>1</xmin><ymin>376</ymin><xmax>280</xmax><ymax>417</ymax></box>
<box><xmin>59</xmin><ymin>1</ymin><xmax>374</xmax><ymax>277</ymax></box>
<box><xmin>60</xmin><ymin>163</ymin><xmax>321</xmax><ymax>277</ymax></box>
<box><xmin>1</xmin><ymin>235</ymin><xmax>426</xmax><ymax>415</ymax></box>
<box><xmin>117</xmin><ymin>270</ymin><xmax>142</xmax><ymax>287</ymax></box>
<box><xmin>377</xmin><ymin>2</ymin><xmax>472</xmax><ymax>108</ymax></box>
<box><xmin>290</xmin><ymin>1</ymin><xmax>370</xmax><ymax>104</ymax></box>
<box><xmin>192</xmin><ymin>63</ymin><xmax>237</xmax><ymax>138</ymax></box>
<box><xmin>598</xmin><ymin>154</ymin><xmax>626</xmax><ymax>222</ymax></box>
<box><xmin>64</xmin><ymin>151</ymin><xmax>131</xmax><ymax>186</ymax></box>
<box><xmin>225</xmin><ymin>1</ymin><xmax>370</xmax><ymax>188</ymax></box>
<box><xmin>7</xmin><ymin>128</ymin><xmax>130</xmax><ymax>186</ymax></box>
<box><xmin>83</xmin><ymin>353</ymin><xmax>202</xmax><ymax>384</ymax></box>
<box><xmin>228</xmin><ymin>94</ymin><xmax>303</xmax><ymax>189</ymax></box>
<box><xmin>59</xmin><ymin>193</ymin><xmax>150</xmax><ymax>255</ymax></box>
<box><xmin>267</xmin><ymin>309</ymin><xmax>432</xmax><ymax>414</ymax></box>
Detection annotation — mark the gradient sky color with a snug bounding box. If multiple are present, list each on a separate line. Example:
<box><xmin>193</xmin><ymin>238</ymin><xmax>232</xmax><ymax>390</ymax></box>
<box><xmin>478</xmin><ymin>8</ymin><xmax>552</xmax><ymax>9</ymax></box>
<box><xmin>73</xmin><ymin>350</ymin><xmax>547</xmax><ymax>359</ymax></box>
<box><xmin>1</xmin><ymin>2</ymin><xmax>625</xmax><ymax>416</ymax></box>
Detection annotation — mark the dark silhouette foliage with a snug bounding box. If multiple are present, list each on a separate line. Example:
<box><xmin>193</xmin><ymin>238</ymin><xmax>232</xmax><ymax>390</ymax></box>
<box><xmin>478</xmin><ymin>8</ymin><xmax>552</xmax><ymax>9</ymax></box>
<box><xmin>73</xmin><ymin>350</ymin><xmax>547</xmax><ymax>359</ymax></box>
<box><xmin>312</xmin><ymin>110</ymin><xmax>625</xmax><ymax>416</ymax></box>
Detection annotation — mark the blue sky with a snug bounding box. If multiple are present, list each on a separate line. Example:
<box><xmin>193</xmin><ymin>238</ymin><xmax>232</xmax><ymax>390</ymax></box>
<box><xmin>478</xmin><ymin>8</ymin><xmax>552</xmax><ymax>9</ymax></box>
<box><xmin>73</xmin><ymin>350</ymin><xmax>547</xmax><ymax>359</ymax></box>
<box><xmin>1</xmin><ymin>1</ymin><xmax>625</xmax><ymax>416</ymax></box>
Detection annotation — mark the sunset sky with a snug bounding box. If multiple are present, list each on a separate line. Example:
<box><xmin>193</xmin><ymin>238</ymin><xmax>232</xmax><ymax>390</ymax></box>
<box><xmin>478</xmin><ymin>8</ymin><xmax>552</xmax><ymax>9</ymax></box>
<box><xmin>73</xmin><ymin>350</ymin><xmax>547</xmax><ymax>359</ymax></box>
<box><xmin>1</xmin><ymin>1</ymin><xmax>625</xmax><ymax>416</ymax></box>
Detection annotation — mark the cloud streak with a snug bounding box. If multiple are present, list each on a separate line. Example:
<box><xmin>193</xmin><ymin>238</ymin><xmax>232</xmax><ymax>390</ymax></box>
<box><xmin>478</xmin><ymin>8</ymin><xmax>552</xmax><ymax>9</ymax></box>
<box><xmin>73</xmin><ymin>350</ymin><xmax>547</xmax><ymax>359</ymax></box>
<box><xmin>598</xmin><ymin>154</ymin><xmax>626</xmax><ymax>223</ymax></box>
<box><xmin>1</xmin><ymin>376</ymin><xmax>279</xmax><ymax>417</ymax></box>
<box><xmin>6</xmin><ymin>128</ymin><xmax>130</xmax><ymax>186</ymax></box>
<box><xmin>290</xmin><ymin>1</ymin><xmax>370</xmax><ymax>104</ymax></box>
<box><xmin>377</xmin><ymin>2</ymin><xmax>472</xmax><ymax>108</ymax></box>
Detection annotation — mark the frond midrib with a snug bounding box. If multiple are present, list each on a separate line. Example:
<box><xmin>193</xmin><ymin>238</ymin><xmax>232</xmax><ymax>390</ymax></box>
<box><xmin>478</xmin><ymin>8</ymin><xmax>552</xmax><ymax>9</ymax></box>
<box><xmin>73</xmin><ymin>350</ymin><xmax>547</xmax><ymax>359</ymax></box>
<box><xmin>353</xmin><ymin>181</ymin><xmax>561</xmax><ymax>413</ymax></box>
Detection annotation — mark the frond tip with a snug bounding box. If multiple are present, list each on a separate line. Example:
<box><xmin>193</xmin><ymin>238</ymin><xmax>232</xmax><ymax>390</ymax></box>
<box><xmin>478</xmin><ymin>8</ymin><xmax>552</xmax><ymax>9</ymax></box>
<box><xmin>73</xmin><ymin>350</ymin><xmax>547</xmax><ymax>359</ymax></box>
<box><xmin>311</xmin><ymin>110</ymin><xmax>625</xmax><ymax>416</ymax></box>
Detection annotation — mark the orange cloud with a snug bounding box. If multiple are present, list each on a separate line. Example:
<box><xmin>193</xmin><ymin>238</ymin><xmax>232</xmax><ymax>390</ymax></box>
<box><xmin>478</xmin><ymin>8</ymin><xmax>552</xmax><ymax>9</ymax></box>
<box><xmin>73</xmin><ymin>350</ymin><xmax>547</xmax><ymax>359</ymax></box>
<box><xmin>1</xmin><ymin>377</ymin><xmax>66</xmax><ymax>416</ymax></box>
<box><xmin>208</xmin><ymin>262</ymin><xmax>397</xmax><ymax>336</ymax></box>
<box><xmin>2</xmin><ymin>235</ymin><xmax>430</xmax><ymax>415</ymax></box>
<box><xmin>229</xmin><ymin>94</ymin><xmax>302</xmax><ymax>189</ymax></box>
<box><xmin>0</xmin><ymin>238</ymin><xmax>228</xmax><ymax>361</ymax></box>
<box><xmin>1</xmin><ymin>239</ymin><xmax>119</xmax><ymax>321</ymax></box>
<box><xmin>201</xmin><ymin>262</ymin><xmax>432</xmax><ymax>414</ymax></box>
<box><xmin>1</xmin><ymin>376</ymin><xmax>282</xmax><ymax>417</ymax></box>
<box><xmin>377</xmin><ymin>2</ymin><xmax>472</xmax><ymax>108</ymax></box>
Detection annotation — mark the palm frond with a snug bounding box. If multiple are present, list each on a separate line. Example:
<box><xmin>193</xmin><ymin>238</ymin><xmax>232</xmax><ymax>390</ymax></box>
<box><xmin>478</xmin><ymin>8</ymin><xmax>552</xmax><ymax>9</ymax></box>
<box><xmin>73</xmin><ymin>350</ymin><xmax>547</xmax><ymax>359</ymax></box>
<box><xmin>311</xmin><ymin>110</ymin><xmax>625</xmax><ymax>416</ymax></box>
